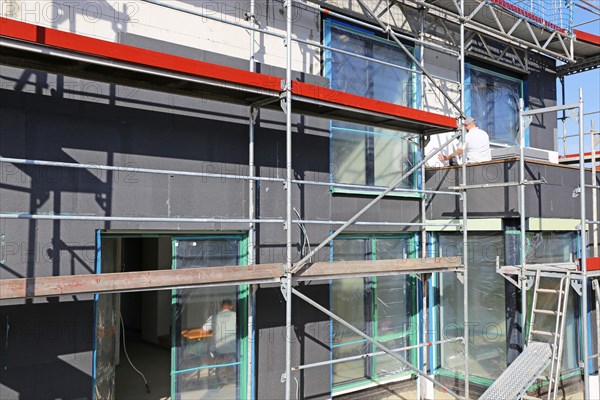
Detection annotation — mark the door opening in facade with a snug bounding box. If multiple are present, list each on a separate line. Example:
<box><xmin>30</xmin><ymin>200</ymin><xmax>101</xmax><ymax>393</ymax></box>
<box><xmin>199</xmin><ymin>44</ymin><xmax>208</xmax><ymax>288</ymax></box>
<box><xmin>93</xmin><ymin>234</ymin><xmax>248</xmax><ymax>400</ymax></box>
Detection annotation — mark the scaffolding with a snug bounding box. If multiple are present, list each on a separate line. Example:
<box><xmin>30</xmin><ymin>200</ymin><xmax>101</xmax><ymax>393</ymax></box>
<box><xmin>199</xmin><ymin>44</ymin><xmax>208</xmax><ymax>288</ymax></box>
<box><xmin>0</xmin><ymin>0</ymin><xmax>598</xmax><ymax>399</ymax></box>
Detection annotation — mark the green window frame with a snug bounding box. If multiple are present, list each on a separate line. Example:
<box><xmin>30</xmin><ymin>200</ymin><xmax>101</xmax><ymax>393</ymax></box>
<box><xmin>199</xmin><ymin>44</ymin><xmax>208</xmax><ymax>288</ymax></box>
<box><xmin>331</xmin><ymin>234</ymin><xmax>419</xmax><ymax>392</ymax></box>
<box><xmin>170</xmin><ymin>235</ymin><xmax>248</xmax><ymax>400</ymax></box>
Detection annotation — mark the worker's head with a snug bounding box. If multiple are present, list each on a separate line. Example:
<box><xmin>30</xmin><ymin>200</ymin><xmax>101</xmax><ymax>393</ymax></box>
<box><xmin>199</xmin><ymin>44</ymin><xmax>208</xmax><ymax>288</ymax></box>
<box><xmin>462</xmin><ymin>116</ymin><xmax>476</xmax><ymax>131</ymax></box>
<box><xmin>221</xmin><ymin>298</ymin><xmax>234</xmax><ymax>310</ymax></box>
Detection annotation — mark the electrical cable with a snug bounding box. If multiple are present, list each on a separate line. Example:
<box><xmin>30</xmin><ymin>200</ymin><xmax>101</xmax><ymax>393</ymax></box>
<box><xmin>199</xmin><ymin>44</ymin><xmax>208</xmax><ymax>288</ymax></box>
<box><xmin>120</xmin><ymin>314</ymin><xmax>151</xmax><ymax>394</ymax></box>
<box><xmin>293</xmin><ymin>208</ymin><xmax>312</xmax><ymax>262</ymax></box>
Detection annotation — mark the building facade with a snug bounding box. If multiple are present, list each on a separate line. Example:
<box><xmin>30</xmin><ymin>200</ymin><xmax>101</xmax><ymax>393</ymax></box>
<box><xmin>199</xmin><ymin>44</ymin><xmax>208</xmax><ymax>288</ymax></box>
<box><xmin>0</xmin><ymin>0</ymin><xmax>599</xmax><ymax>399</ymax></box>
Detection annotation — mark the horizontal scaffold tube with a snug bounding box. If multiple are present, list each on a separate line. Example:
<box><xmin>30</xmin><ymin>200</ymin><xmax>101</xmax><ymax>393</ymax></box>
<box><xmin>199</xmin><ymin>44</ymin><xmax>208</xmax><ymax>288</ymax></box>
<box><xmin>293</xmin><ymin>337</ymin><xmax>463</xmax><ymax>370</ymax></box>
<box><xmin>0</xmin><ymin>213</ymin><xmax>461</xmax><ymax>228</ymax></box>
<box><xmin>0</xmin><ymin>157</ymin><xmax>461</xmax><ymax>196</ymax></box>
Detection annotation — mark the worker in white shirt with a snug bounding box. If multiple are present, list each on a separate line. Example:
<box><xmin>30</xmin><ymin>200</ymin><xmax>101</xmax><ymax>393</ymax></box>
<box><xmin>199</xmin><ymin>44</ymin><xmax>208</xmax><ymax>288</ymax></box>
<box><xmin>438</xmin><ymin>116</ymin><xmax>491</xmax><ymax>164</ymax></box>
<box><xmin>202</xmin><ymin>298</ymin><xmax>237</xmax><ymax>384</ymax></box>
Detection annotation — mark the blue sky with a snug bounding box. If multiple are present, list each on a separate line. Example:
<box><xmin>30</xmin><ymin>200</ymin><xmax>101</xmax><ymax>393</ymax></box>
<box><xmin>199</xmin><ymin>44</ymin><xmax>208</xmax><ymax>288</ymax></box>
<box><xmin>558</xmin><ymin>1</ymin><xmax>600</xmax><ymax>155</ymax></box>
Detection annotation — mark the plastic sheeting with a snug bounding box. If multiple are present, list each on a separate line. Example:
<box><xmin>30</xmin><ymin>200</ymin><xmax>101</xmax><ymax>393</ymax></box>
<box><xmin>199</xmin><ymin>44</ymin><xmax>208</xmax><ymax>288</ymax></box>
<box><xmin>94</xmin><ymin>238</ymin><xmax>119</xmax><ymax>400</ymax></box>
<box><xmin>439</xmin><ymin>233</ymin><xmax>508</xmax><ymax>380</ymax></box>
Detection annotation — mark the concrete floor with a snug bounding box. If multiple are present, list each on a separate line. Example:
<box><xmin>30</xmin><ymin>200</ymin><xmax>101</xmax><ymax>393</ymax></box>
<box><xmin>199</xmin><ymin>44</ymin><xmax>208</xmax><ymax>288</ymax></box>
<box><xmin>115</xmin><ymin>334</ymin><xmax>171</xmax><ymax>400</ymax></box>
<box><xmin>114</xmin><ymin>333</ymin><xmax>238</xmax><ymax>400</ymax></box>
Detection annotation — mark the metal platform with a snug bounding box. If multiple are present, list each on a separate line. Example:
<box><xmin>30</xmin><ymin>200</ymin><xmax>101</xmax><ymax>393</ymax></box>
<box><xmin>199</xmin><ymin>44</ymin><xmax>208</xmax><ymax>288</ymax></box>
<box><xmin>480</xmin><ymin>341</ymin><xmax>552</xmax><ymax>400</ymax></box>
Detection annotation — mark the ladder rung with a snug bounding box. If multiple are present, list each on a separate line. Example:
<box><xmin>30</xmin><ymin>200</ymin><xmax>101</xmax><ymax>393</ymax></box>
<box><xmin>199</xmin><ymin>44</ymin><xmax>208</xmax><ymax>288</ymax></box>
<box><xmin>531</xmin><ymin>330</ymin><xmax>556</xmax><ymax>337</ymax></box>
<box><xmin>537</xmin><ymin>288</ymin><xmax>562</xmax><ymax>294</ymax></box>
<box><xmin>533</xmin><ymin>308</ymin><xmax>562</xmax><ymax>316</ymax></box>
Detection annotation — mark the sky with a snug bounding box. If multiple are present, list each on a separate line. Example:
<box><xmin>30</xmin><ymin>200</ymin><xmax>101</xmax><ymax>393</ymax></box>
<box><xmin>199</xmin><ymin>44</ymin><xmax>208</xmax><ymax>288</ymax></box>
<box><xmin>558</xmin><ymin>0</ymin><xmax>600</xmax><ymax>155</ymax></box>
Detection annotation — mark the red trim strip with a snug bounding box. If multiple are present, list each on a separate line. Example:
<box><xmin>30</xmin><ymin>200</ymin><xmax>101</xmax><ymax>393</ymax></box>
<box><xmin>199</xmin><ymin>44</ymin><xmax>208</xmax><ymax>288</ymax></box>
<box><xmin>0</xmin><ymin>17</ymin><xmax>282</xmax><ymax>91</ymax></box>
<box><xmin>578</xmin><ymin>257</ymin><xmax>600</xmax><ymax>271</ymax></box>
<box><xmin>294</xmin><ymin>81</ymin><xmax>455</xmax><ymax>127</ymax></box>
<box><xmin>0</xmin><ymin>17</ymin><xmax>457</xmax><ymax>130</ymax></box>
<box><xmin>574</xmin><ymin>29</ymin><xmax>600</xmax><ymax>46</ymax></box>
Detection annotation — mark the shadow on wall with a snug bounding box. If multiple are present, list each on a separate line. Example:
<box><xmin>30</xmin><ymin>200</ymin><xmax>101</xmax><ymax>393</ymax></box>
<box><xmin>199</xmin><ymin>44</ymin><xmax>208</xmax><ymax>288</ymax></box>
<box><xmin>0</xmin><ymin>301</ymin><xmax>95</xmax><ymax>400</ymax></box>
<box><xmin>0</xmin><ymin>67</ymin><xmax>330</xmax><ymax>282</ymax></box>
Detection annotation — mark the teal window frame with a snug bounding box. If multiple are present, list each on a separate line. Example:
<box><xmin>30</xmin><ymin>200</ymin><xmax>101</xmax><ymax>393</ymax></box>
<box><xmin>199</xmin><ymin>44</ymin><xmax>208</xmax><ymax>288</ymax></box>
<box><xmin>330</xmin><ymin>234</ymin><xmax>419</xmax><ymax>392</ymax></box>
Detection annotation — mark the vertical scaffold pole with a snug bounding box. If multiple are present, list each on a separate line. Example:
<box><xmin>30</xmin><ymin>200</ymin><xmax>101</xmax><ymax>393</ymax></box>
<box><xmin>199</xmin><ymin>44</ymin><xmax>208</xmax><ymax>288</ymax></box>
<box><xmin>248</xmin><ymin>1</ymin><xmax>257</xmax><ymax>397</ymax></box>
<box><xmin>519</xmin><ymin>98</ymin><xmax>527</xmax><ymax>352</ymax></box>
<box><xmin>592</xmin><ymin>120</ymin><xmax>598</xmax><ymax>257</ymax></box>
<box><xmin>579</xmin><ymin>88</ymin><xmax>590</xmax><ymax>399</ymax></box>
<box><xmin>284</xmin><ymin>0</ymin><xmax>294</xmax><ymax>398</ymax></box>
<box><xmin>459</xmin><ymin>0</ymin><xmax>469</xmax><ymax>396</ymax></box>
<box><xmin>418</xmin><ymin>9</ymin><xmax>426</xmax><ymax>398</ymax></box>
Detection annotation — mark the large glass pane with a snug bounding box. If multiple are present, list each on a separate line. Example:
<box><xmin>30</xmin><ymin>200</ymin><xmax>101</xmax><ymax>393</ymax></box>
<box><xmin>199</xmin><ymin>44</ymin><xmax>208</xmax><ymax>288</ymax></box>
<box><xmin>375</xmin><ymin>336</ymin><xmax>410</xmax><ymax>378</ymax></box>
<box><xmin>526</xmin><ymin>232</ymin><xmax>578</xmax><ymax>372</ymax></box>
<box><xmin>328</xmin><ymin>24</ymin><xmax>412</xmax><ymax>105</ymax></box>
<box><xmin>375</xmin><ymin>238</ymin><xmax>412</xmax><ymax>334</ymax></box>
<box><xmin>332</xmin><ymin>127</ymin><xmax>367</xmax><ymax>185</ymax></box>
<box><xmin>439</xmin><ymin>233</ymin><xmax>507</xmax><ymax>379</ymax></box>
<box><xmin>172</xmin><ymin>239</ymin><xmax>244</xmax><ymax>400</ymax></box>
<box><xmin>374</xmin><ymin>238</ymin><xmax>413</xmax><ymax>376</ymax></box>
<box><xmin>371</xmin><ymin>40</ymin><xmax>413</xmax><ymax>105</ymax></box>
<box><xmin>332</xmin><ymin>239</ymin><xmax>370</xmax><ymax>385</ymax></box>
<box><xmin>469</xmin><ymin>66</ymin><xmax>521</xmax><ymax>146</ymax></box>
<box><xmin>94</xmin><ymin>238</ymin><xmax>119</xmax><ymax>400</ymax></box>
<box><xmin>373</xmin><ymin>132</ymin><xmax>416</xmax><ymax>188</ymax></box>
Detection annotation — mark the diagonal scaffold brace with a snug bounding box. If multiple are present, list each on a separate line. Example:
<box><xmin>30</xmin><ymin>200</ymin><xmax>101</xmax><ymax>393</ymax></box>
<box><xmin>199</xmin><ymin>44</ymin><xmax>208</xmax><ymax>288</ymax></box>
<box><xmin>290</xmin><ymin>130</ymin><xmax>463</xmax><ymax>273</ymax></box>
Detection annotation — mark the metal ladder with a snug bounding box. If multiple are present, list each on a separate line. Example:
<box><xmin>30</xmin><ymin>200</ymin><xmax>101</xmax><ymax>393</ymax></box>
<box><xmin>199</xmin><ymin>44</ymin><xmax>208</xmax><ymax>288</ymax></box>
<box><xmin>480</xmin><ymin>269</ymin><xmax>570</xmax><ymax>400</ymax></box>
<box><xmin>528</xmin><ymin>269</ymin><xmax>571</xmax><ymax>400</ymax></box>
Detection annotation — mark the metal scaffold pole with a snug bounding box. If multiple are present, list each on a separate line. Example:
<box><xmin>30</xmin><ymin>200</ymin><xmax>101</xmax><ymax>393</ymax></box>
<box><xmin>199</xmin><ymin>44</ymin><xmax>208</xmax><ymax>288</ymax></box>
<box><xmin>459</xmin><ymin>0</ymin><xmax>470</xmax><ymax>395</ymax></box>
<box><xmin>579</xmin><ymin>88</ymin><xmax>590</xmax><ymax>399</ymax></box>
<box><xmin>248</xmin><ymin>1</ymin><xmax>257</xmax><ymax>397</ymax></box>
<box><xmin>292</xmin><ymin>131</ymin><xmax>462</xmax><ymax>271</ymax></box>
<box><xmin>592</xmin><ymin>120</ymin><xmax>598</xmax><ymax>257</ymax></box>
<box><xmin>519</xmin><ymin>98</ymin><xmax>528</xmax><ymax>353</ymax></box>
<box><xmin>284</xmin><ymin>0</ymin><xmax>294</xmax><ymax>398</ymax></box>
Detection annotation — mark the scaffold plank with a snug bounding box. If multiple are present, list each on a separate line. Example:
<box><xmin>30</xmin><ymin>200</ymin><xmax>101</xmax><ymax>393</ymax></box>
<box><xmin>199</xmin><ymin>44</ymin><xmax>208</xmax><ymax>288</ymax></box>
<box><xmin>0</xmin><ymin>257</ymin><xmax>460</xmax><ymax>300</ymax></box>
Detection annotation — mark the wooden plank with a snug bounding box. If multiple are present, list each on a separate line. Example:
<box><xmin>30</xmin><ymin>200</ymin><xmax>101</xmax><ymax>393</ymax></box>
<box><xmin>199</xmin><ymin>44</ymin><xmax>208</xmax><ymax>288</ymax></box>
<box><xmin>0</xmin><ymin>264</ymin><xmax>282</xmax><ymax>300</ymax></box>
<box><xmin>295</xmin><ymin>257</ymin><xmax>461</xmax><ymax>280</ymax></box>
<box><xmin>0</xmin><ymin>257</ymin><xmax>461</xmax><ymax>300</ymax></box>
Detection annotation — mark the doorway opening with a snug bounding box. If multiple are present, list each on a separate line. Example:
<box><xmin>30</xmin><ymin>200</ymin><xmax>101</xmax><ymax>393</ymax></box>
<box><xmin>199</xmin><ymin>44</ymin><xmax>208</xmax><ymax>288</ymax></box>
<box><xmin>93</xmin><ymin>234</ymin><xmax>248</xmax><ymax>400</ymax></box>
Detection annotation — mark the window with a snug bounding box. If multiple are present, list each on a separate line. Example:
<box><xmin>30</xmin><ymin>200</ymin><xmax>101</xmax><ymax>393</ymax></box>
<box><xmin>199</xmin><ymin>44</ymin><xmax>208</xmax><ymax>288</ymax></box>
<box><xmin>324</xmin><ymin>20</ymin><xmax>419</xmax><ymax>189</ymax></box>
<box><xmin>467</xmin><ymin>65</ymin><xmax>523</xmax><ymax>146</ymax></box>
<box><xmin>331</xmin><ymin>235</ymin><xmax>417</xmax><ymax>389</ymax></box>
<box><xmin>437</xmin><ymin>233</ymin><xmax>507</xmax><ymax>380</ymax></box>
<box><xmin>436</xmin><ymin>231</ymin><xmax>579</xmax><ymax>383</ymax></box>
